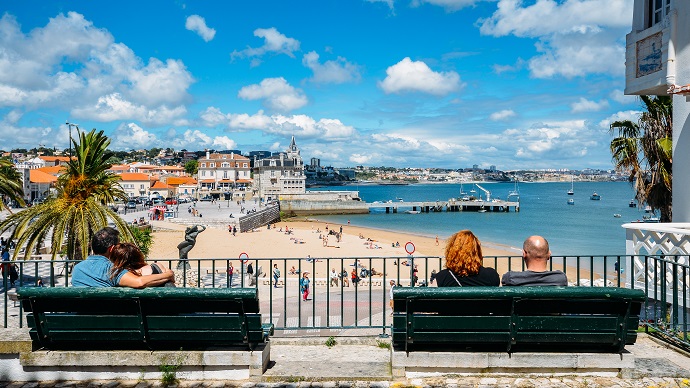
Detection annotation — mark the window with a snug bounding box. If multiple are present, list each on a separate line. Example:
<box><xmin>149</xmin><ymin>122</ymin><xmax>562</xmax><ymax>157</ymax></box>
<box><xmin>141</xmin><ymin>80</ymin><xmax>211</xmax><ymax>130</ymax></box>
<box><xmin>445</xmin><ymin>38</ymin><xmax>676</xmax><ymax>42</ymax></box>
<box><xmin>648</xmin><ymin>0</ymin><xmax>671</xmax><ymax>27</ymax></box>
<box><xmin>210</xmin><ymin>163</ymin><xmax>215</xmax><ymax>168</ymax></box>
<box><xmin>201</xmin><ymin>163</ymin><xmax>206</xmax><ymax>168</ymax></box>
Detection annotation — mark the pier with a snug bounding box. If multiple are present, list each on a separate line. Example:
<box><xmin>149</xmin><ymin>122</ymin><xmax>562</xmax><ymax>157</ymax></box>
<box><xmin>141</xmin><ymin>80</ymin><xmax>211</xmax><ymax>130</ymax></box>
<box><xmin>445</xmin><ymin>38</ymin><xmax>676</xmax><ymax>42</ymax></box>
<box><xmin>368</xmin><ymin>199</ymin><xmax>520</xmax><ymax>213</ymax></box>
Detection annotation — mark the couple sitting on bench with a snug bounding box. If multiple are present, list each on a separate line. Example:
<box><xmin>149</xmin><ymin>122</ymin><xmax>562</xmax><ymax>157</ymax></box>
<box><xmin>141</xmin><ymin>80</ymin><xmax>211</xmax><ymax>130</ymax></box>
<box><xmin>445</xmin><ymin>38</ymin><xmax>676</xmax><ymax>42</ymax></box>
<box><xmin>434</xmin><ymin>231</ymin><xmax>567</xmax><ymax>287</ymax></box>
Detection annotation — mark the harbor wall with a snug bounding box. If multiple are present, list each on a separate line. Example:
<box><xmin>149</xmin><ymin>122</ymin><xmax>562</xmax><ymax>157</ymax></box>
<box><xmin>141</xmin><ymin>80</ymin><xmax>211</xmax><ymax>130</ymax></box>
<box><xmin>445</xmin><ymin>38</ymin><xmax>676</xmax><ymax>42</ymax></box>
<box><xmin>279</xmin><ymin>200</ymin><xmax>369</xmax><ymax>215</ymax></box>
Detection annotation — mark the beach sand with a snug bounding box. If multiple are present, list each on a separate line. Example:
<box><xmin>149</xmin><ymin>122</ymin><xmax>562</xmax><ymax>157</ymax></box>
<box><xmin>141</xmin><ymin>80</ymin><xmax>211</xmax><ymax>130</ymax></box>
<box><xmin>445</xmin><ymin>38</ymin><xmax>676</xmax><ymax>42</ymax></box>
<box><xmin>147</xmin><ymin>219</ymin><xmax>588</xmax><ymax>283</ymax></box>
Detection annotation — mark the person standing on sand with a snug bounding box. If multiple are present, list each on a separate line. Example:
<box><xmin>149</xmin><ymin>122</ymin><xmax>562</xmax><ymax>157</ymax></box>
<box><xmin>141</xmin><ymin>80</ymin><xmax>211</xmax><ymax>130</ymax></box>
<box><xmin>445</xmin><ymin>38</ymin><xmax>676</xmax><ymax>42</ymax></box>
<box><xmin>435</xmin><ymin>235</ymin><xmax>439</xmax><ymax>246</ymax></box>
<box><xmin>501</xmin><ymin>236</ymin><xmax>568</xmax><ymax>286</ymax></box>
<box><xmin>330</xmin><ymin>268</ymin><xmax>339</xmax><ymax>287</ymax></box>
<box><xmin>227</xmin><ymin>261</ymin><xmax>234</xmax><ymax>287</ymax></box>
<box><xmin>272</xmin><ymin>264</ymin><xmax>280</xmax><ymax>288</ymax></box>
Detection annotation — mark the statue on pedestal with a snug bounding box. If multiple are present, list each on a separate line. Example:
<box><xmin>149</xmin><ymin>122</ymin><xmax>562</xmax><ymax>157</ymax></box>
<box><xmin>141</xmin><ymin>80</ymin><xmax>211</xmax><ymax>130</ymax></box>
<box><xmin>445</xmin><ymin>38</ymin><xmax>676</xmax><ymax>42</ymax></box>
<box><xmin>177</xmin><ymin>225</ymin><xmax>206</xmax><ymax>270</ymax></box>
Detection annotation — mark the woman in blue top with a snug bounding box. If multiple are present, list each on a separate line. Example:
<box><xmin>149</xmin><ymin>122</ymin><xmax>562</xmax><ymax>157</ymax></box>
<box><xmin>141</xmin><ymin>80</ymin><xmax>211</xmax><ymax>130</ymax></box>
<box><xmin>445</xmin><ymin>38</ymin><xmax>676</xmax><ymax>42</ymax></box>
<box><xmin>299</xmin><ymin>272</ymin><xmax>310</xmax><ymax>301</ymax></box>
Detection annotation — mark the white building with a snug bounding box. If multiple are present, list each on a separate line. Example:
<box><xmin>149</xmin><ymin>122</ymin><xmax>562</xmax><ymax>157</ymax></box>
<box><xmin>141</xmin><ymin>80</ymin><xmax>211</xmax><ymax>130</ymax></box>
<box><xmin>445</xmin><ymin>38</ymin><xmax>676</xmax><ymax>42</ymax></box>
<box><xmin>197</xmin><ymin>151</ymin><xmax>251</xmax><ymax>196</ymax></box>
<box><xmin>626</xmin><ymin>0</ymin><xmax>689</xmax><ymax>221</ymax></box>
<box><xmin>253</xmin><ymin>136</ymin><xmax>306</xmax><ymax>200</ymax></box>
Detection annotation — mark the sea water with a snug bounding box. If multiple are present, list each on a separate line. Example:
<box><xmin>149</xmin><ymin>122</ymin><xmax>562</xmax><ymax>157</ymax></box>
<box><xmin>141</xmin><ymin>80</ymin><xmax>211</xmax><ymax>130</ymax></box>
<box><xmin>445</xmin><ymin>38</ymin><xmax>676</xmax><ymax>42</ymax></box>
<box><xmin>309</xmin><ymin>181</ymin><xmax>646</xmax><ymax>256</ymax></box>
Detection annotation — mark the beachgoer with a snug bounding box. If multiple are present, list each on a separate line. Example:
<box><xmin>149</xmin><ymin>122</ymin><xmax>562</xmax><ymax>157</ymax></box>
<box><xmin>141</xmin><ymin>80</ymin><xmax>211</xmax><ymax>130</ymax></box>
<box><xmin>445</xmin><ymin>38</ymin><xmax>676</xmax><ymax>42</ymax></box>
<box><xmin>232</xmin><ymin>226</ymin><xmax>237</xmax><ymax>236</ymax></box>
<box><xmin>227</xmin><ymin>262</ymin><xmax>235</xmax><ymax>287</ymax></box>
<box><xmin>109</xmin><ymin>242</ymin><xmax>175</xmax><ymax>287</ymax></box>
<box><xmin>300</xmin><ymin>272</ymin><xmax>310</xmax><ymax>301</ymax></box>
<box><xmin>330</xmin><ymin>268</ymin><xmax>339</xmax><ymax>287</ymax></box>
<box><xmin>501</xmin><ymin>236</ymin><xmax>568</xmax><ymax>286</ymax></box>
<box><xmin>247</xmin><ymin>261</ymin><xmax>254</xmax><ymax>283</ymax></box>
<box><xmin>341</xmin><ymin>269</ymin><xmax>350</xmax><ymax>287</ymax></box>
<box><xmin>36</xmin><ymin>278</ymin><xmax>44</xmax><ymax>287</ymax></box>
<box><xmin>434</xmin><ymin>230</ymin><xmax>500</xmax><ymax>287</ymax></box>
<box><xmin>71</xmin><ymin>227</ymin><xmax>173</xmax><ymax>288</ymax></box>
<box><xmin>272</xmin><ymin>264</ymin><xmax>280</xmax><ymax>288</ymax></box>
<box><xmin>351</xmin><ymin>268</ymin><xmax>359</xmax><ymax>286</ymax></box>
<box><xmin>389</xmin><ymin>280</ymin><xmax>396</xmax><ymax>315</ymax></box>
<box><xmin>429</xmin><ymin>269</ymin><xmax>438</xmax><ymax>285</ymax></box>
<box><xmin>435</xmin><ymin>235</ymin><xmax>439</xmax><ymax>246</ymax></box>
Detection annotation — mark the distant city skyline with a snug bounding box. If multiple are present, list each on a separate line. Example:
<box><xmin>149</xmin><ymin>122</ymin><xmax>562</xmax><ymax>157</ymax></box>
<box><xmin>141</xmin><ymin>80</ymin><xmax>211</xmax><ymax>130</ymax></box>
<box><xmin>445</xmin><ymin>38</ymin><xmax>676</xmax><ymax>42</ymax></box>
<box><xmin>0</xmin><ymin>0</ymin><xmax>637</xmax><ymax>171</ymax></box>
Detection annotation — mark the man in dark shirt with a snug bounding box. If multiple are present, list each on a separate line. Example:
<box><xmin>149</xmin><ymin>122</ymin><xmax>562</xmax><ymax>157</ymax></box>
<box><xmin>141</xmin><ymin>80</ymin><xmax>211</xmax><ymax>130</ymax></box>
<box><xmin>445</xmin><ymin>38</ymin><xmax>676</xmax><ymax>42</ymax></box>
<box><xmin>501</xmin><ymin>235</ymin><xmax>568</xmax><ymax>286</ymax></box>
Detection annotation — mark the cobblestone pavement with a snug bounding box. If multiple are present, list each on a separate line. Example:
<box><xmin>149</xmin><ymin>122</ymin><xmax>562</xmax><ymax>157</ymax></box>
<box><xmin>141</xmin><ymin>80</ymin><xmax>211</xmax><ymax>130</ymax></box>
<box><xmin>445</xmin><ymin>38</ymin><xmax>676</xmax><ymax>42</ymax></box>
<box><xmin>0</xmin><ymin>377</ymin><xmax>689</xmax><ymax>387</ymax></box>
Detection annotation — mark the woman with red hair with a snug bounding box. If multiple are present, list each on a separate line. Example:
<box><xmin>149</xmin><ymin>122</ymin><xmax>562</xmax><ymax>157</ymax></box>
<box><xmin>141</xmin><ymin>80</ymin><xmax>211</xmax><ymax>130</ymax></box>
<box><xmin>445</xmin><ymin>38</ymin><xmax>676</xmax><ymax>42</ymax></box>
<box><xmin>434</xmin><ymin>230</ymin><xmax>499</xmax><ymax>287</ymax></box>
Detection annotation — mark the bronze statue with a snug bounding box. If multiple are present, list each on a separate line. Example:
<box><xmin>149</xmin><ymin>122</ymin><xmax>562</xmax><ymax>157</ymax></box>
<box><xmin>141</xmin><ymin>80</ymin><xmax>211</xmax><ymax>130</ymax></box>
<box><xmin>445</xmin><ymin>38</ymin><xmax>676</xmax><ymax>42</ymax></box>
<box><xmin>177</xmin><ymin>225</ymin><xmax>206</xmax><ymax>269</ymax></box>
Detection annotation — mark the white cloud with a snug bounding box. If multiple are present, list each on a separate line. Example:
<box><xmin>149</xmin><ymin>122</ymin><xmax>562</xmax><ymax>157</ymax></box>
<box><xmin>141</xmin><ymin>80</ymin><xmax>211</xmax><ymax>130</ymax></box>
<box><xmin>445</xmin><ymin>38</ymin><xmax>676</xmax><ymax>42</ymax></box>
<box><xmin>598</xmin><ymin>110</ymin><xmax>640</xmax><ymax>129</ymax></box>
<box><xmin>350</xmin><ymin>153</ymin><xmax>375</xmax><ymax>164</ymax></box>
<box><xmin>490</xmin><ymin>109</ymin><xmax>516</xmax><ymax>121</ymax></box>
<box><xmin>238</xmin><ymin>78</ymin><xmax>307</xmax><ymax>112</ymax></box>
<box><xmin>271</xmin><ymin>115</ymin><xmax>356</xmax><ymax>141</ymax></box>
<box><xmin>411</xmin><ymin>0</ymin><xmax>490</xmax><ymax>12</ymax></box>
<box><xmin>302</xmin><ymin>51</ymin><xmax>361</xmax><ymax>84</ymax></box>
<box><xmin>231</xmin><ymin>27</ymin><xmax>300</xmax><ymax>61</ymax></box>
<box><xmin>0</xmin><ymin>111</ymin><xmax>56</xmax><ymax>148</ymax></box>
<box><xmin>570</xmin><ymin>97</ymin><xmax>609</xmax><ymax>113</ymax></box>
<box><xmin>110</xmin><ymin>122</ymin><xmax>158</xmax><ymax>149</ymax></box>
<box><xmin>503</xmin><ymin>120</ymin><xmax>596</xmax><ymax>159</ymax></box>
<box><xmin>379</xmin><ymin>57</ymin><xmax>463</xmax><ymax>95</ymax></box>
<box><xmin>609</xmin><ymin>89</ymin><xmax>638</xmax><ymax>105</ymax></box>
<box><xmin>185</xmin><ymin>15</ymin><xmax>216</xmax><ymax>42</ymax></box>
<box><xmin>212</xmin><ymin>136</ymin><xmax>237</xmax><ymax>150</ymax></box>
<box><xmin>478</xmin><ymin>0</ymin><xmax>632</xmax><ymax>79</ymax></box>
<box><xmin>0</xmin><ymin>11</ymin><xmax>194</xmax><ymax>124</ymax></box>
<box><xmin>269</xmin><ymin>142</ymin><xmax>282</xmax><ymax>151</ymax></box>
<box><xmin>71</xmin><ymin>93</ymin><xmax>187</xmax><ymax>125</ymax></box>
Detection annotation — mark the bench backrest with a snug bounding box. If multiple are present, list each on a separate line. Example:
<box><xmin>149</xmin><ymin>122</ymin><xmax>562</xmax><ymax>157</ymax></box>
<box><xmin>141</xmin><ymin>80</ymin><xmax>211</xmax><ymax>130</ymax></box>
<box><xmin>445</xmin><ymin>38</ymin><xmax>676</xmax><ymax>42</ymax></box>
<box><xmin>18</xmin><ymin>287</ymin><xmax>266</xmax><ymax>350</ymax></box>
<box><xmin>392</xmin><ymin>286</ymin><xmax>645</xmax><ymax>353</ymax></box>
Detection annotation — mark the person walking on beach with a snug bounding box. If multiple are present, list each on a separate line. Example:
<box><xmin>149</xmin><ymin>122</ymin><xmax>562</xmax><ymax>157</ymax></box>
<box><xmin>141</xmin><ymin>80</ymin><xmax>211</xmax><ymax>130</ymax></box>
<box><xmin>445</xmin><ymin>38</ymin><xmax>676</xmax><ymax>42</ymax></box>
<box><xmin>227</xmin><ymin>261</ymin><xmax>235</xmax><ymax>287</ymax></box>
<box><xmin>272</xmin><ymin>264</ymin><xmax>280</xmax><ymax>288</ymax></box>
<box><xmin>300</xmin><ymin>272</ymin><xmax>310</xmax><ymax>301</ymax></box>
<box><xmin>501</xmin><ymin>236</ymin><xmax>568</xmax><ymax>286</ymax></box>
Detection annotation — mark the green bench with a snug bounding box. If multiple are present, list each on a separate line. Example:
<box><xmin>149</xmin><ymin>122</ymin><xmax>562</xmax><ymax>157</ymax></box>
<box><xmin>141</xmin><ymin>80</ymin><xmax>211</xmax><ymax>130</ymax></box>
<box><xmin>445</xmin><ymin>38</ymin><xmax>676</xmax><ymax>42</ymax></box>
<box><xmin>18</xmin><ymin>287</ymin><xmax>273</xmax><ymax>351</ymax></box>
<box><xmin>392</xmin><ymin>286</ymin><xmax>645</xmax><ymax>354</ymax></box>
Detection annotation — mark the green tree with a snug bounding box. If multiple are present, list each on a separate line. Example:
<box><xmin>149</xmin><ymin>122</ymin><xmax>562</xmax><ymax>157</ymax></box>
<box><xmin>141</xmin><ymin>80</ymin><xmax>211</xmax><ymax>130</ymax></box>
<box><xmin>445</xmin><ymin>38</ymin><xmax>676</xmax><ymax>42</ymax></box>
<box><xmin>0</xmin><ymin>129</ymin><xmax>133</xmax><ymax>260</ymax></box>
<box><xmin>0</xmin><ymin>158</ymin><xmax>25</xmax><ymax>212</ymax></box>
<box><xmin>610</xmin><ymin>95</ymin><xmax>672</xmax><ymax>222</ymax></box>
<box><xmin>185</xmin><ymin>160</ymin><xmax>198</xmax><ymax>175</ymax></box>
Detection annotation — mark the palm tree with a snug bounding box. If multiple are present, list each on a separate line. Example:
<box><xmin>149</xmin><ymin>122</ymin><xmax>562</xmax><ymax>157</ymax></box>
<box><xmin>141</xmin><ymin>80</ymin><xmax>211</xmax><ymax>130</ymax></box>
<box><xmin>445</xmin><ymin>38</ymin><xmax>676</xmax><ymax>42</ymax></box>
<box><xmin>610</xmin><ymin>95</ymin><xmax>672</xmax><ymax>222</ymax></box>
<box><xmin>0</xmin><ymin>129</ymin><xmax>133</xmax><ymax>260</ymax></box>
<box><xmin>0</xmin><ymin>158</ymin><xmax>26</xmax><ymax>212</ymax></box>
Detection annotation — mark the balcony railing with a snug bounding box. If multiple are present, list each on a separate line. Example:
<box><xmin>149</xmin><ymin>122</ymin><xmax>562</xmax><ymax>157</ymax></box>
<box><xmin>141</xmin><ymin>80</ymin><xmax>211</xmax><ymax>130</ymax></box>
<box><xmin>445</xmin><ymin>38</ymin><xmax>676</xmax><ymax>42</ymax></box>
<box><xmin>2</xmin><ymin>254</ymin><xmax>688</xmax><ymax>350</ymax></box>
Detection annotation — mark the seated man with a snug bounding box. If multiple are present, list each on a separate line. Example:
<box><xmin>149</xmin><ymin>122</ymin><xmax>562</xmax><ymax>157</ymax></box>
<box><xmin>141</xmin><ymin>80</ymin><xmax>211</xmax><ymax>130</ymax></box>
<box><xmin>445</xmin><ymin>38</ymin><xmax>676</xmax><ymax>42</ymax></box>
<box><xmin>501</xmin><ymin>235</ymin><xmax>568</xmax><ymax>286</ymax></box>
<box><xmin>71</xmin><ymin>227</ymin><xmax>174</xmax><ymax>288</ymax></box>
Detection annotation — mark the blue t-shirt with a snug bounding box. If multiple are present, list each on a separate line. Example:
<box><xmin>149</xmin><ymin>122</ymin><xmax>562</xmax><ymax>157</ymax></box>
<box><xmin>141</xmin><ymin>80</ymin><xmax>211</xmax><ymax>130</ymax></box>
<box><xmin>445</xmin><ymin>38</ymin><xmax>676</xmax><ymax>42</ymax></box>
<box><xmin>71</xmin><ymin>255</ymin><xmax>128</xmax><ymax>287</ymax></box>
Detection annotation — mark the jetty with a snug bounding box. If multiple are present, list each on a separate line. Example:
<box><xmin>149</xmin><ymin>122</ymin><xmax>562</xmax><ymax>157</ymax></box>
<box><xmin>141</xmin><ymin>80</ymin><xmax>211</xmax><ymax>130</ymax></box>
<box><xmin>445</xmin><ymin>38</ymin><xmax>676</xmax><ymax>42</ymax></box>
<box><xmin>369</xmin><ymin>199</ymin><xmax>520</xmax><ymax>213</ymax></box>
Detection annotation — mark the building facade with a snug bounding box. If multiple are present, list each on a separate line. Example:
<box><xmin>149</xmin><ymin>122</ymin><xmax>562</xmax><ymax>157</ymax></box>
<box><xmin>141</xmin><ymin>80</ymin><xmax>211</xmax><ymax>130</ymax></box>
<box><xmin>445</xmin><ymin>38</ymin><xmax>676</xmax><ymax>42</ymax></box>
<box><xmin>626</xmin><ymin>0</ymin><xmax>690</xmax><ymax>221</ymax></box>
<box><xmin>196</xmin><ymin>151</ymin><xmax>251</xmax><ymax>197</ymax></box>
<box><xmin>253</xmin><ymin>136</ymin><xmax>306</xmax><ymax>200</ymax></box>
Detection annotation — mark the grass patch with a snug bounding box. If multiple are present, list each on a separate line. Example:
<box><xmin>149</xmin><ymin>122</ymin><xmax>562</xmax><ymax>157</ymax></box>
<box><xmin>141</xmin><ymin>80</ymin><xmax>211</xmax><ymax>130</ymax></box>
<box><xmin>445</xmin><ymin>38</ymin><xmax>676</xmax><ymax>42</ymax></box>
<box><xmin>325</xmin><ymin>336</ymin><xmax>337</xmax><ymax>348</ymax></box>
<box><xmin>376</xmin><ymin>340</ymin><xmax>391</xmax><ymax>349</ymax></box>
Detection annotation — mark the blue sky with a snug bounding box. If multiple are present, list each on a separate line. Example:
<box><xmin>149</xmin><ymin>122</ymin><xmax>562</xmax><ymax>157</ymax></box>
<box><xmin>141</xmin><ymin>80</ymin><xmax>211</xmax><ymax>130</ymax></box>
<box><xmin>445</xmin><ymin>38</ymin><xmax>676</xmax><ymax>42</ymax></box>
<box><xmin>0</xmin><ymin>0</ymin><xmax>639</xmax><ymax>170</ymax></box>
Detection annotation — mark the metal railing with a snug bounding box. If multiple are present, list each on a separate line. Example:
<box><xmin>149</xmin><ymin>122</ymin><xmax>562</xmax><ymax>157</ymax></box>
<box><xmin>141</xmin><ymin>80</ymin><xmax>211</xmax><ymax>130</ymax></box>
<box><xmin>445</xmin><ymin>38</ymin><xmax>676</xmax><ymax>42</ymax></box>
<box><xmin>2</xmin><ymin>254</ymin><xmax>688</xmax><ymax>349</ymax></box>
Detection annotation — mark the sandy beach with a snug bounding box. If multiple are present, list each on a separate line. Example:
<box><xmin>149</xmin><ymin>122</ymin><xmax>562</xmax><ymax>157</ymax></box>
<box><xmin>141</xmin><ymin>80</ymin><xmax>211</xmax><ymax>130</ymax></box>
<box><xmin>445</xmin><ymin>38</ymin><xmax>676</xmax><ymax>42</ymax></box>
<box><xmin>148</xmin><ymin>218</ymin><xmax>582</xmax><ymax>283</ymax></box>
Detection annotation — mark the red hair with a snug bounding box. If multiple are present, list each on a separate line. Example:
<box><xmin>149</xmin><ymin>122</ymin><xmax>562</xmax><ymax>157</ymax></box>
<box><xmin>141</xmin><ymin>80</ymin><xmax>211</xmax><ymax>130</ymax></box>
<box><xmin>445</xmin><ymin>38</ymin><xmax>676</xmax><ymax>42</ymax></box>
<box><xmin>444</xmin><ymin>230</ymin><xmax>483</xmax><ymax>276</ymax></box>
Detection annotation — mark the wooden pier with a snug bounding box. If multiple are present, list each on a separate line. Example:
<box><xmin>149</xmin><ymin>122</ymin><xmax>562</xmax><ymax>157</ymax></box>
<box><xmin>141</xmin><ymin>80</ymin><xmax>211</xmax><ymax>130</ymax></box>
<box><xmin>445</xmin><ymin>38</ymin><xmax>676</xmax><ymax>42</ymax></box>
<box><xmin>367</xmin><ymin>199</ymin><xmax>520</xmax><ymax>213</ymax></box>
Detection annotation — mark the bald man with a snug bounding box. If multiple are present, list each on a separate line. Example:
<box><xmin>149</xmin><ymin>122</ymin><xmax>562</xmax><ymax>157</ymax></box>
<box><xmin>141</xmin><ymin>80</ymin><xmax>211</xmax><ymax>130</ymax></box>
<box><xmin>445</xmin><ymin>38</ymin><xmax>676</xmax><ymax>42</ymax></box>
<box><xmin>501</xmin><ymin>236</ymin><xmax>568</xmax><ymax>286</ymax></box>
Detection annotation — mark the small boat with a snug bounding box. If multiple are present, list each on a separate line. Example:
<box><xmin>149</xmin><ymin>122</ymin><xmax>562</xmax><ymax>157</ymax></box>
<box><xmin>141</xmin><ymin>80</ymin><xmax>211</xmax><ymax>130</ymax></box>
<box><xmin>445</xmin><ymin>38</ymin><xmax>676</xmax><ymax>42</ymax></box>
<box><xmin>629</xmin><ymin>199</ymin><xmax>636</xmax><ymax>208</ymax></box>
<box><xmin>643</xmin><ymin>215</ymin><xmax>660</xmax><ymax>223</ymax></box>
<box><xmin>404</xmin><ymin>210</ymin><xmax>420</xmax><ymax>214</ymax></box>
<box><xmin>567</xmin><ymin>198</ymin><xmax>575</xmax><ymax>205</ymax></box>
<box><xmin>613</xmin><ymin>214</ymin><xmax>622</xmax><ymax>218</ymax></box>
<box><xmin>644</xmin><ymin>205</ymin><xmax>653</xmax><ymax>213</ymax></box>
<box><xmin>567</xmin><ymin>175</ymin><xmax>574</xmax><ymax>195</ymax></box>
<box><xmin>590</xmin><ymin>192</ymin><xmax>601</xmax><ymax>200</ymax></box>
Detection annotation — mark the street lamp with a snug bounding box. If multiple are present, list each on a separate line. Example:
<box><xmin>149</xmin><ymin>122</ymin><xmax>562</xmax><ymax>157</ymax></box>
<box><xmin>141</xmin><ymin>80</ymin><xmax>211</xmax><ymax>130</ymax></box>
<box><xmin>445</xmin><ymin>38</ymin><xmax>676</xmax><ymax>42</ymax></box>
<box><xmin>65</xmin><ymin>122</ymin><xmax>79</xmax><ymax>157</ymax></box>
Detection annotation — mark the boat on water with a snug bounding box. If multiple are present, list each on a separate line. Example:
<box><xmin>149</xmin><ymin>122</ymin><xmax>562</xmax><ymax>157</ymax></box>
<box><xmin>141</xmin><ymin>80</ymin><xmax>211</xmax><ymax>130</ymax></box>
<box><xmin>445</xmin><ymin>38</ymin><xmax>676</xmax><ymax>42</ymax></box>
<box><xmin>590</xmin><ymin>192</ymin><xmax>601</xmax><ymax>200</ymax></box>
<box><xmin>613</xmin><ymin>214</ymin><xmax>622</xmax><ymax>218</ymax></box>
<box><xmin>567</xmin><ymin>175</ymin><xmax>574</xmax><ymax>195</ymax></box>
<box><xmin>404</xmin><ymin>210</ymin><xmax>420</xmax><ymax>214</ymax></box>
<box><xmin>645</xmin><ymin>205</ymin><xmax>653</xmax><ymax>213</ymax></box>
<box><xmin>508</xmin><ymin>178</ymin><xmax>520</xmax><ymax>200</ymax></box>
<box><xmin>642</xmin><ymin>215</ymin><xmax>660</xmax><ymax>223</ymax></box>
<box><xmin>567</xmin><ymin>198</ymin><xmax>575</xmax><ymax>205</ymax></box>
<box><xmin>629</xmin><ymin>199</ymin><xmax>636</xmax><ymax>208</ymax></box>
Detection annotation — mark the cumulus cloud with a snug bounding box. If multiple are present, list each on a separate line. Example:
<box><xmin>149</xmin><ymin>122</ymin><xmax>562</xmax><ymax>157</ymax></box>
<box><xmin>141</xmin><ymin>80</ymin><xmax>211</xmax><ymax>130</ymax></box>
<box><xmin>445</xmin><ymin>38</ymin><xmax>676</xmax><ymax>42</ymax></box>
<box><xmin>0</xmin><ymin>110</ymin><xmax>56</xmax><ymax>148</ymax></box>
<box><xmin>185</xmin><ymin>15</ymin><xmax>216</xmax><ymax>42</ymax></box>
<box><xmin>490</xmin><ymin>109</ymin><xmax>516</xmax><ymax>121</ymax></box>
<box><xmin>609</xmin><ymin>89</ymin><xmax>638</xmax><ymax>105</ymax></box>
<box><xmin>212</xmin><ymin>136</ymin><xmax>237</xmax><ymax>150</ymax></box>
<box><xmin>231</xmin><ymin>27</ymin><xmax>300</xmax><ymax>62</ymax></box>
<box><xmin>477</xmin><ymin>0</ymin><xmax>632</xmax><ymax>78</ymax></box>
<box><xmin>598</xmin><ymin>110</ymin><xmax>641</xmax><ymax>129</ymax></box>
<box><xmin>0</xmin><ymin>11</ymin><xmax>194</xmax><ymax>124</ymax></box>
<box><xmin>570</xmin><ymin>97</ymin><xmax>609</xmax><ymax>113</ymax></box>
<box><xmin>302</xmin><ymin>51</ymin><xmax>361</xmax><ymax>84</ymax></box>
<box><xmin>71</xmin><ymin>93</ymin><xmax>187</xmax><ymax>125</ymax></box>
<box><xmin>503</xmin><ymin>120</ymin><xmax>596</xmax><ymax>159</ymax></box>
<box><xmin>350</xmin><ymin>153</ymin><xmax>375</xmax><ymax>164</ymax></box>
<box><xmin>238</xmin><ymin>78</ymin><xmax>308</xmax><ymax>112</ymax></box>
<box><xmin>411</xmin><ymin>0</ymin><xmax>491</xmax><ymax>12</ymax></box>
<box><xmin>379</xmin><ymin>57</ymin><xmax>463</xmax><ymax>95</ymax></box>
<box><xmin>110</xmin><ymin>123</ymin><xmax>158</xmax><ymax>149</ymax></box>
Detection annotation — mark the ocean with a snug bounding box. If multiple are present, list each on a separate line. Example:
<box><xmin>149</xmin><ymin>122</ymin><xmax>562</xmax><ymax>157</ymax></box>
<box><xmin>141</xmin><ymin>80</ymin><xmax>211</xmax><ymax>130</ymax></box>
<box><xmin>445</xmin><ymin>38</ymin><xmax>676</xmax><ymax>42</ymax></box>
<box><xmin>309</xmin><ymin>181</ymin><xmax>645</xmax><ymax>256</ymax></box>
